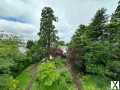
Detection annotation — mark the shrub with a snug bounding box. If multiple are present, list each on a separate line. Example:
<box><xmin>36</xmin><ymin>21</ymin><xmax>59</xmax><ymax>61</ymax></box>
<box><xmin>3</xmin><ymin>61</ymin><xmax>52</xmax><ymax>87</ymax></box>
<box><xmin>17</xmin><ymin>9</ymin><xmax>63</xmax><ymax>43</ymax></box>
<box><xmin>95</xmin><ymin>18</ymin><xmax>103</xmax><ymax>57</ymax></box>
<box><xmin>36</xmin><ymin>60</ymin><xmax>75</xmax><ymax>90</ymax></box>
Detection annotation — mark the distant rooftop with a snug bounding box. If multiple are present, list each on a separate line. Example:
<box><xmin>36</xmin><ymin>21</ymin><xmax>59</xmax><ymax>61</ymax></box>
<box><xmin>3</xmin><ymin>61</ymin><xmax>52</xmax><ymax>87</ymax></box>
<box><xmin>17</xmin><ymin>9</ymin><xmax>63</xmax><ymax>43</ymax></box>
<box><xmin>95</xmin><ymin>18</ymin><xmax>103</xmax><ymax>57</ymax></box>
<box><xmin>0</xmin><ymin>31</ymin><xmax>17</xmax><ymax>39</ymax></box>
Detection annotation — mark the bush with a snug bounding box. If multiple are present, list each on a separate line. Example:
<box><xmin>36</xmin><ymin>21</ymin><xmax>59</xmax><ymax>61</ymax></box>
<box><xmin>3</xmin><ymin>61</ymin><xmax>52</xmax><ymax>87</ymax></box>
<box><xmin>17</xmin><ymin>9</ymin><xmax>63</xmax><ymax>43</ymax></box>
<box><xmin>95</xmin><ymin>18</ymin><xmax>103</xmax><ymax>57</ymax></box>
<box><xmin>0</xmin><ymin>40</ymin><xmax>30</xmax><ymax>76</ymax></box>
<box><xmin>0</xmin><ymin>74</ymin><xmax>20</xmax><ymax>90</ymax></box>
<box><xmin>36</xmin><ymin>60</ymin><xmax>75</xmax><ymax>90</ymax></box>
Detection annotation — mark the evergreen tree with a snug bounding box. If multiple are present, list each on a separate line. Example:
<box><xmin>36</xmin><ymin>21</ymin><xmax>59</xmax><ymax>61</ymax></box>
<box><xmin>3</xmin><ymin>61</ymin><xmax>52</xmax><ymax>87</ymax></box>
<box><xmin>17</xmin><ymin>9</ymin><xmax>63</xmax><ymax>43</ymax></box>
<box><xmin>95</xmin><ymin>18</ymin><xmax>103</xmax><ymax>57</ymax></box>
<box><xmin>69</xmin><ymin>25</ymin><xmax>87</xmax><ymax>73</ymax></box>
<box><xmin>109</xmin><ymin>1</ymin><xmax>120</xmax><ymax>42</ymax></box>
<box><xmin>38</xmin><ymin>7</ymin><xmax>58</xmax><ymax>59</ymax></box>
<box><xmin>71</xmin><ymin>25</ymin><xmax>87</xmax><ymax>47</ymax></box>
<box><xmin>26</xmin><ymin>40</ymin><xmax>34</xmax><ymax>49</ymax></box>
<box><xmin>88</xmin><ymin>8</ymin><xmax>108</xmax><ymax>41</ymax></box>
<box><xmin>111</xmin><ymin>1</ymin><xmax>120</xmax><ymax>23</ymax></box>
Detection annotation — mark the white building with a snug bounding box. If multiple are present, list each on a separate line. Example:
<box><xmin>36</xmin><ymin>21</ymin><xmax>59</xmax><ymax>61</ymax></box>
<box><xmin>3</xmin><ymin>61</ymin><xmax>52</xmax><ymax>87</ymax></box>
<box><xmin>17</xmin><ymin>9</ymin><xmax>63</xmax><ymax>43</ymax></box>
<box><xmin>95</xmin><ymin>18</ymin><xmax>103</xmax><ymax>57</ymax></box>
<box><xmin>0</xmin><ymin>31</ymin><xmax>18</xmax><ymax>40</ymax></box>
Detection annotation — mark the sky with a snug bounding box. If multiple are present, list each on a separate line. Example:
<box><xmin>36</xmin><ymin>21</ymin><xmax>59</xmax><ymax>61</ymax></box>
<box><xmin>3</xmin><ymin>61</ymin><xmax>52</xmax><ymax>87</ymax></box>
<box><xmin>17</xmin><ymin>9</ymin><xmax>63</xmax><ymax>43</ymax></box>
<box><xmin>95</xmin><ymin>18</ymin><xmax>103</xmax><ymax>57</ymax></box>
<box><xmin>0</xmin><ymin>0</ymin><xmax>119</xmax><ymax>42</ymax></box>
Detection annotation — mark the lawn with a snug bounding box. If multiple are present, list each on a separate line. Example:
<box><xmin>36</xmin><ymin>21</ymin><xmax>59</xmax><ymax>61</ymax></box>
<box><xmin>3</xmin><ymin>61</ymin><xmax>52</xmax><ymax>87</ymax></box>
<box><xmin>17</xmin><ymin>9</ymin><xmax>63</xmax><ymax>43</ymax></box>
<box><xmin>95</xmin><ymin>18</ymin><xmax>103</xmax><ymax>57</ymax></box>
<box><xmin>16</xmin><ymin>64</ymin><xmax>34</xmax><ymax>90</ymax></box>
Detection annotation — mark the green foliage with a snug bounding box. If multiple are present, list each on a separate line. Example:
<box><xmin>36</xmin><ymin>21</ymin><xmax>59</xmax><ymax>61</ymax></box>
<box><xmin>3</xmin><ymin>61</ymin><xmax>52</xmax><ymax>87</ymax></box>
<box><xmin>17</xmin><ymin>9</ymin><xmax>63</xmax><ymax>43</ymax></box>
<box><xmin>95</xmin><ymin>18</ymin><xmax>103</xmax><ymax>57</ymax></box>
<box><xmin>0</xmin><ymin>39</ymin><xmax>30</xmax><ymax>76</ymax></box>
<box><xmin>16</xmin><ymin>65</ymin><xmax>34</xmax><ymax>90</ymax></box>
<box><xmin>106</xmin><ymin>61</ymin><xmax>120</xmax><ymax>80</ymax></box>
<box><xmin>26</xmin><ymin>40</ymin><xmax>34</xmax><ymax>49</ymax></box>
<box><xmin>84</xmin><ymin>41</ymin><xmax>111</xmax><ymax>65</ymax></box>
<box><xmin>111</xmin><ymin>1</ymin><xmax>120</xmax><ymax>23</ymax></box>
<box><xmin>69</xmin><ymin>25</ymin><xmax>89</xmax><ymax>73</ymax></box>
<box><xmin>27</xmin><ymin>43</ymin><xmax>47</xmax><ymax>63</ymax></box>
<box><xmin>1</xmin><ymin>3</ymin><xmax>120</xmax><ymax>90</ymax></box>
<box><xmin>83</xmin><ymin>40</ymin><xmax>120</xmax><ymax>80</ymax></box>
<box><xmin>57</xmin><ymin>40</ymin><xmax>65</xmax><ymax>46</ymax></box>
<box><xmin>0</xmin><ymin>39</ymin><xmax>31</xmax><ymax>90</ymax></box>
<box><xmin>81</xmin><ymin>75</ymin><xmax>110</xmax><ymax>90</ymax></box>
<box><xmin>0</xmin><ymin>75</ymin><xmax>20</xmax><ymax>90</ymax></box>
<box><xmin>9</xmin><ymin>79</ymin><xmax>20</xmax><ymax>90</ymax></box>
<box><xmin>88</xmin><ymin>8</ymin><xmax>108</xmax><ymax>41</ymax></box>
<box><xmin>38</xmin><ymin>7</ymin><xmax>59</xmax><ymax>59</ymax></box>
<box><xmin>69</xmin><ymin>4</ymin><xmax>120</xmax><ymax>85</ymax></box>
<box><xmin>36</xmin><ymin>60</ymin><xmax>75</xmax><ymax>90</ymax></box>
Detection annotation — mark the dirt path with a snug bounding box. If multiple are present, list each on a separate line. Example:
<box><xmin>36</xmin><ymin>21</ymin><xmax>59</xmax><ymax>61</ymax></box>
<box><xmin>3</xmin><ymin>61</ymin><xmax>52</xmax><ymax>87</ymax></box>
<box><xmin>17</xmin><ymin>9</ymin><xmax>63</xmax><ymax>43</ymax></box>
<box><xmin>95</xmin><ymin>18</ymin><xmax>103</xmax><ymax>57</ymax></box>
<box><xmin>66</xmin><ymin>62</ymin><xmax>83</xmax><ymax>90</ymax></box>
<box><xmin>66</xmin><ymin>48</ymin><xmax>83</xmax><ymax>90</ymax></box>
<box><xmin>25</xmin><ymin>64</ymin><xmax>38</xmax><ymax>90</ymax></box>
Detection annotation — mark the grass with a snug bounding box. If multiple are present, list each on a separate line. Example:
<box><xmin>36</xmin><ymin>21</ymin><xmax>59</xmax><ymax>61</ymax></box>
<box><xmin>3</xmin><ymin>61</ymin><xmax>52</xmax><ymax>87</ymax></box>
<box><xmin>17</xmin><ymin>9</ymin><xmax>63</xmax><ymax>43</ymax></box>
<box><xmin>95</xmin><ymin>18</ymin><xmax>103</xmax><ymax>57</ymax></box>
<box><xmin>31</xmin><ymin>59</ymin><xmax>76</xmax><ymax>90</ymax></box>
<box><xmin>81</xmin><ymin>75</ymin><xmax>111</xmax><ymax>90</ymax></box>
<box><xmin>15</xmin><ymin>59</ymin><xmax>67</xmax><ymax>90</ymax></box>
<box><xmin>31</xmin><ymin>81</ymin><xmax>38</xmax><ymax>90</ymax></box>
<box><xmin>16</xmin><ymin>59</ymin><xmax>111</xmax><ymax>90</ymax></box>
<box><xmin>16</xmin><ymin>65</ymin><xmax>34</xmax><ymax>90</ymax></box>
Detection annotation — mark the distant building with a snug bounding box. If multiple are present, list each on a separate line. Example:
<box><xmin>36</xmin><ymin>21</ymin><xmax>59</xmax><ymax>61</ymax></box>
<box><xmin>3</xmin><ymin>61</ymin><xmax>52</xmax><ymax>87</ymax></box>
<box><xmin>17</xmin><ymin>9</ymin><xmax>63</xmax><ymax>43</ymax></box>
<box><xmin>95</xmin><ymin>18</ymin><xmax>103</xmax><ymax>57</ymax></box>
<box><xmin>0</xmin><ymin>31</ymin><xmax>18</xmax><ymax>40</ymax></box>
<box><xmin>49</xmin><ymin>45</ymin><xmax>68</xmax><ymax>59</ymax></box>
<box><xmin>59</xmin><ymin>46</ymin><xmax>68</xmax><ymax>55</ymax></box>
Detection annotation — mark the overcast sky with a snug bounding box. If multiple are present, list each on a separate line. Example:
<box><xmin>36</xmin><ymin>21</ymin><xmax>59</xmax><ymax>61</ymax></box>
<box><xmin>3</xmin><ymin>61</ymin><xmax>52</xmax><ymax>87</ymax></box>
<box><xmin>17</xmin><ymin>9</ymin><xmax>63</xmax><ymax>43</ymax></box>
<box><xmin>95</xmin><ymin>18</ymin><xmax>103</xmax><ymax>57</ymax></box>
<box><xmin>0</xmin><ymin>0</ymin><xmax>119</xmax><ymax>42</ymax></box>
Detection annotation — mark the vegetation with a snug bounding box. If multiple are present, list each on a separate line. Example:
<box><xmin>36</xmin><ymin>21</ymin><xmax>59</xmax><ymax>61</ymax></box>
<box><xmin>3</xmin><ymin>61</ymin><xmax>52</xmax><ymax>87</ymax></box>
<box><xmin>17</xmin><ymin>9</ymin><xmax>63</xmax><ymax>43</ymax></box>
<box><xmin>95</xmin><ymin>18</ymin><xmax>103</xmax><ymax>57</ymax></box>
<box><xmin>16</xmin><ymin>66</ymin><xmax>32</xmax><ymax>90</ymax></box>
<box><xmin>35</xmin><ymin>59</ymin><xmax>76</xmax><ymax>90</ymax></box>
<box><xmin>69</xmin><ymin>1</ymin><xmax>120</xmax><ymax>88</ymax></box>
<box><xmin>38</xmin><ymin>7</ymin><xmax>59</xmax><ymax>59</ymax></box>
<box><xmin>0</xmin><ymin>39</ymin><xmax>30</xmax><ymax>75</ymax></box>
<box><xmin>1</xmin><ymin>1</ymin><xmax>120</xmax><ymax>90</ymax></box>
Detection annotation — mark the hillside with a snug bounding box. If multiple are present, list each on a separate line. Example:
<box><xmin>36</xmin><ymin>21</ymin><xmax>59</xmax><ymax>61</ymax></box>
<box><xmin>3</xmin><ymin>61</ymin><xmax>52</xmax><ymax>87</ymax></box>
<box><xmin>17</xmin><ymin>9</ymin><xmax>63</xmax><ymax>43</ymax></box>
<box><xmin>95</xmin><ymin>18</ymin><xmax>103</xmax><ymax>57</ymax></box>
<box><xmin>16</xmin><ymin>59</ymin><xmax>76</xmax><ymax>90</ymax></box>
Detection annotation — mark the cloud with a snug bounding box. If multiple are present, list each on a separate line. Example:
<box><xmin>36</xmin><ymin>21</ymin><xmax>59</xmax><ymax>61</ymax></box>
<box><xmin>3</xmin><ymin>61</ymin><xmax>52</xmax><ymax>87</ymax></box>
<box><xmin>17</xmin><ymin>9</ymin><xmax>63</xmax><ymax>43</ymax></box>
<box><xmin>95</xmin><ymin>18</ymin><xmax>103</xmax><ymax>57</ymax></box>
<box><xmin>0</xmin><ymin>0</ymin><xmax>119</xmax><ymax>43</ymax></box>
<box><xmin>0</xmin><ymin>16</ymin><xmax>29</xmax><ymax>23</ymax></box>
<box><xmin>0</xmin><ymin>19</ymin><xmax>37</xmax><ymax>40</ymax></box>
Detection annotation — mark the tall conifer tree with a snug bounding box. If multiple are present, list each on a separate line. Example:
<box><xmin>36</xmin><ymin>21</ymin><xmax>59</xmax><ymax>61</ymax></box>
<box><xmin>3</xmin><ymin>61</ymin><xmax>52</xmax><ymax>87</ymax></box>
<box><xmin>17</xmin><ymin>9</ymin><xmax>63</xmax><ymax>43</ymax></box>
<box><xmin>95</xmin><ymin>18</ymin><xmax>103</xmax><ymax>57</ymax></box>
<box><xmin>88</xmin><ymin>8</ymin><xmax>108</xmax><ymax>41</ymax></box>
<box><xmin>38</xmin><ymin>7</ymin><xmax>58</xmax><ymax>59</ymax></box>
<box><xmin>111</xmin><ymin>1</ymin><xmax>120</xmax><ymax>23</ymax></box>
